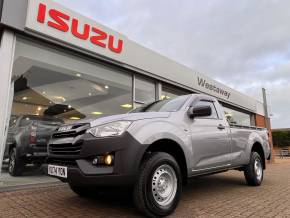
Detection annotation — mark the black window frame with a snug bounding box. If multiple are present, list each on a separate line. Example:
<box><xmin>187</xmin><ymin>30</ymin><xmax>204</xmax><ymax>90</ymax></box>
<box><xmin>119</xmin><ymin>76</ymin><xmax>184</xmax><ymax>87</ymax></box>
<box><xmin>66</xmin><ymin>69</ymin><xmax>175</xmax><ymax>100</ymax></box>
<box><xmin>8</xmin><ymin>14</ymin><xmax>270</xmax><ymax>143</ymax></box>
<box><xmin>134</xmin><ymin>75</ymin><xmax>157</xmax><ymax>105</ymax></box>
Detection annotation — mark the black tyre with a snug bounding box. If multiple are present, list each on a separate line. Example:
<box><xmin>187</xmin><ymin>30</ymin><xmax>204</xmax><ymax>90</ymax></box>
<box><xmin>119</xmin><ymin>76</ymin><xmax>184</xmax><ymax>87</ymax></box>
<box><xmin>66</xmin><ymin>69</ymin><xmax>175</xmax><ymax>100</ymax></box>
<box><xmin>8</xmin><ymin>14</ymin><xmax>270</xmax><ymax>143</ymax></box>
<box><xmin>133</xmin><ymin>152</ymin><xmax>182</xmax><ymax>218</ymax></box>
<box><xmin>244</xmin><ymin>152</ymin><xmax>264</xmax><ymax>186</ymax></box>
<box><xmin>8</xmin><ymin>147</ymin><xmax>24</xmax><ymax>176</ymax></box>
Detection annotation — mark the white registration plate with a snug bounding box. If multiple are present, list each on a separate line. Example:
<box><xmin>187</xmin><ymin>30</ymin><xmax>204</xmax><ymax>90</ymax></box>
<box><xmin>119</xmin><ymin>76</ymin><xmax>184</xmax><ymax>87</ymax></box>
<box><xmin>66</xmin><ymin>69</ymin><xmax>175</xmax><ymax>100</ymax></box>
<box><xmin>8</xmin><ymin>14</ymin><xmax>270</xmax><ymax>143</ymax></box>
<box><xmin>48</xmin><ymin>165</ymin><xmax>67</xmax><ymax>178</ymax></box>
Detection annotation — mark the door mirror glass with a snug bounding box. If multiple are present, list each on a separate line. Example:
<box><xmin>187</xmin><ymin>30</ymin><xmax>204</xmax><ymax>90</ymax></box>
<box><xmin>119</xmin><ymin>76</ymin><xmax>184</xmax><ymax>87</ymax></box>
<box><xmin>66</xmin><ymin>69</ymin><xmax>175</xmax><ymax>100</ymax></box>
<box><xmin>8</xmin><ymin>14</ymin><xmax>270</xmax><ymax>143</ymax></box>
<box><xmin>188</xmin><ymin>105</ymin><xmax>212</xmax><ymax>119</ymax></box>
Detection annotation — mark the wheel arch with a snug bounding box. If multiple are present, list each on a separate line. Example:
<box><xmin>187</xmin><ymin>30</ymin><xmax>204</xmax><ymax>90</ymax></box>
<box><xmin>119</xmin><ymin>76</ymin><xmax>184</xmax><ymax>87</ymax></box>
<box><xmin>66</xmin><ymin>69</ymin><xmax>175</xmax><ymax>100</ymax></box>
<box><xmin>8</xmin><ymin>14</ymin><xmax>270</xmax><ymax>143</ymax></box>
<box><xmin>141</xmin><ymin>139</ymin><xmax>188</xmax><ymax>185</ymax></box>
<box><xmin>8</xmin><ymin>143</ymin><xmax>16</xmax><ymax>155</ymax></box>
<box><xmin>251</xmin><ymin>142</ymin><xmax>266</xmax><ymax>169</ymax></box>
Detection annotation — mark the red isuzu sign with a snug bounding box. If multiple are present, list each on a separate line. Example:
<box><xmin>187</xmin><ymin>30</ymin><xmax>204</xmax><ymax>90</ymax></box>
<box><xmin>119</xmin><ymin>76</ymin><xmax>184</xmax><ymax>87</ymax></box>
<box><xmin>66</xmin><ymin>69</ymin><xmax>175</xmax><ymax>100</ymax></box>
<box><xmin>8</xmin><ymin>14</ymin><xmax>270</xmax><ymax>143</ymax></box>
<box><xmin>25</xmin><ymin>0</ymin><xmax>126</xmax><ymax>57</ymax></box>
<box><xmin>36</xmin><ymin>3</ymin><xmax>123</xmax><ymax>54</ymax></box>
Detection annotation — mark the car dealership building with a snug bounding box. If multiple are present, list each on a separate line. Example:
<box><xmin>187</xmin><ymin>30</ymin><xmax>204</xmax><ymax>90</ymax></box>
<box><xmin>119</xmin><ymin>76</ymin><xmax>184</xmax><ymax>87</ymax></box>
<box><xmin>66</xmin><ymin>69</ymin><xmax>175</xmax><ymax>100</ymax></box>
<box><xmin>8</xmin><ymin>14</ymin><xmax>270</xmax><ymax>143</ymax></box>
<box><xmin>0</xmin><ymin>0</ymin><xmax>272</xmax><ymax>181</ymax></box>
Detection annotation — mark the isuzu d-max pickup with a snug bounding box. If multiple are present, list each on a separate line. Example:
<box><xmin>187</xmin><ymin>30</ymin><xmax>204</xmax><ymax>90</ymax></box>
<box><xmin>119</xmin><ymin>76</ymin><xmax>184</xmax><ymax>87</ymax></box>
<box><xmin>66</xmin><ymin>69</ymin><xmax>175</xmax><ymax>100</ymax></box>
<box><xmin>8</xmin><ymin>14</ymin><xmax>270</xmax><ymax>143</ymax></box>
<box><xmin>46</xmin><ymin>94</ymin><xmax>271</xmax><ymax>217</ymax></box>
<box><xmin>4</xmin><ymin>115</ymin><xmax>62</xmax><ymax>176</ymax></box>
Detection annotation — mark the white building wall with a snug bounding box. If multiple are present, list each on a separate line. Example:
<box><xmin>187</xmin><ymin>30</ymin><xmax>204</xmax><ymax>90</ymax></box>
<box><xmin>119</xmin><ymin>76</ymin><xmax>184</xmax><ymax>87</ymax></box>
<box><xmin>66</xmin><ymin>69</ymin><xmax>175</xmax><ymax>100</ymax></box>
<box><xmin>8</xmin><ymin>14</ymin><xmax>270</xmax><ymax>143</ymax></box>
<box><xmin>0</xmin><ymin>30</ymin><xmax>16</xmax><ymax>173</ymax></box>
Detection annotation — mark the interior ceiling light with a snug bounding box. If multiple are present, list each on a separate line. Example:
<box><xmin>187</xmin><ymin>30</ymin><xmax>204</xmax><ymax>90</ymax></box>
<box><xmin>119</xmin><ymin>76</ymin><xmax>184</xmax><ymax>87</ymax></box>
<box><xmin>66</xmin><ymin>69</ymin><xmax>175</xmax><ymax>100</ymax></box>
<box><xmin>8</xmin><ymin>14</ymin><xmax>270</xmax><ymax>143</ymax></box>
<box><xmin>68</xmin><ymin>105</ymin><xmax>72</xmax><ymax>109</ymax></box>
<box><xmin>42</xmin><ymin>91</ymin><xmax>46</xmax><ymax>95</ymax></box>
<box><xmin>70</xmin><ymin>117</ymin><xmax>80</xmax><ymax>120</ymax></box>
<box><xmin>37</xmin><ymin>106</ymin><xmax>42</xmax><ymax>111</ymax></box>
<box><xmin>161</xmin><ymin>95</ymin><xmax>170</xmax><ymax>100</ymax></box>
<box><xmin>76</xmin><ymin>73</ymin><xmax>82</xmax><ymax>77</ymax></box>
<box><xmin>91</xmin><ymin>111</ymin><xmax>103</xmax><ymax>115</ymax></box>
<box><xmin>54</xmin><ymin>96</ymin><xmax>66</xmax><ymax>102</ymax></box>
<box><xmin>22</xmin><ymin>96</ymin><xmax>28</xmax><ymax>101</ymax></box>
<box><xmin>121</xmin><ymin>104</ymin><xmax>132</xmax><ymax>108</ymax></box>
<box><xmin>93</xmin><ymin>84</ymin><xmax>105</xmax><ymax>92</ymax></box>
<box><xmin>104</xmin><ymin>85</ymin><xmax>109</xmax><ymax>89</ymax></box>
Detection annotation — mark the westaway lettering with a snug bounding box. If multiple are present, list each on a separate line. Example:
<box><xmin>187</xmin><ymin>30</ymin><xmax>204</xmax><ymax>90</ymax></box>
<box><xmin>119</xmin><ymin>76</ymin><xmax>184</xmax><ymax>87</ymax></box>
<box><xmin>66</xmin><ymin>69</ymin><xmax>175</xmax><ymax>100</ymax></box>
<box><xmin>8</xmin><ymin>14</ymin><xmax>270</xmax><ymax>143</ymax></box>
<box><xmin>197</xmin><ymin>77</ymin><xmax>231</xmax><ymax>99</ymax></box>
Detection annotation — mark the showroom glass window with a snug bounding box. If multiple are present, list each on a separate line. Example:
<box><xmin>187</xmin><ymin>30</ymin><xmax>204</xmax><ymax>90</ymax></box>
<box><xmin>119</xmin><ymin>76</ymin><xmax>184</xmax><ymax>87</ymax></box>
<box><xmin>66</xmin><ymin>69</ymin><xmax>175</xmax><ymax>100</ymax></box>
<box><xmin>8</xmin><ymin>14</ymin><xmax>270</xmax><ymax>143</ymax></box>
<box><xmin>222</xmin><ymin>106</ymin><xmax>251</xmax><ymax>126</ymax></box>
<box><xmin>134</xmin><ymin>76</ymin><xmax>156</xmax><ymax>107</ymax></box>
<box><xmin>0</xmin><ymin>36</ymin><xmax>134</xmax><ymax>185</ymax></box>
<box><xmin>161</xmin><ymin>85</ymin><xmax>190</xmax><ymax>100</ymax></box>
<box><xmin>12</xmin><ymin>37</ymin><xmax>133</xmax><ymax>124</ymax></box>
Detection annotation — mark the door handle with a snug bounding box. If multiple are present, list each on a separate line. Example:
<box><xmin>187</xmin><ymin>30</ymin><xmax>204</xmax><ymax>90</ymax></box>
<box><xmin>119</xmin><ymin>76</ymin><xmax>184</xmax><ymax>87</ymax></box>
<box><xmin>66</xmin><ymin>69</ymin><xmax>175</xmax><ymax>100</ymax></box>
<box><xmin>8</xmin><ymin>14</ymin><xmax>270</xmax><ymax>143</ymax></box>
<box><xmin>217</xmin><ymin>124</ymin><xmax>225</xmax><ymax>130</ymax></box>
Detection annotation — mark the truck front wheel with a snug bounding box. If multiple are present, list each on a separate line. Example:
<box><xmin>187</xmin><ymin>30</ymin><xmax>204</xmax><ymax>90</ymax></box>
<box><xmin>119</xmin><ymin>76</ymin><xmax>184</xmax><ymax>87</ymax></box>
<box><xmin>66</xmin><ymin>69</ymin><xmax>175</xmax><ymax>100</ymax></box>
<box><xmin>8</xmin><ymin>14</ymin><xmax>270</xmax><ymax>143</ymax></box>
<box><xmin>133</xmin><ymin>152</ymin><xmax>182</xmax><ymax>217</ymax></box>
<box><xmin>8</xmin><ymin>147</ymin><xmax>24</xmax><ymax>176</ymax></box>
<box><xmin>244</xmin><ymin>151</ymin><xmax>264</xmax><ymax>186</ymax></box>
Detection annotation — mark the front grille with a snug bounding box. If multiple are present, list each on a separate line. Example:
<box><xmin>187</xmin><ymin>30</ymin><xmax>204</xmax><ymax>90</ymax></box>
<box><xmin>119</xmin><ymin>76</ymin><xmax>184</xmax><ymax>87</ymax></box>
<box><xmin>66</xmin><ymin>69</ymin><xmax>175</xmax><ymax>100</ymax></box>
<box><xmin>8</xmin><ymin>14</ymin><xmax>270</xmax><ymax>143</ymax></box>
<box><xmin>49</xmin><ymin>123</ymin><xmax>89</xmax><ymax>156</ymax></box>
<box><xmin>49</xmin><ymin>142</ymin><xmax>82</xmax><ymax>155</ymax></box>
<box><xmin>52</xmin><ymin>130</ymin><xmax>86</xmax><ymax>139</ymax></box>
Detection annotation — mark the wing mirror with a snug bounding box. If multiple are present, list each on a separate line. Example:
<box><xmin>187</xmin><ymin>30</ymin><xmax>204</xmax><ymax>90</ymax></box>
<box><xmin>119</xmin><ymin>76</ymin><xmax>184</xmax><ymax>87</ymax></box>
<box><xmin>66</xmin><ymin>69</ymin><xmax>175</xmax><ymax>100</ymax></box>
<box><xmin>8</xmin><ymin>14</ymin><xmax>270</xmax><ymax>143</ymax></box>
<box><xmin>188</xmin><ymin>105</ymin><xmax>212</xmax><ymax>119</ymax></box>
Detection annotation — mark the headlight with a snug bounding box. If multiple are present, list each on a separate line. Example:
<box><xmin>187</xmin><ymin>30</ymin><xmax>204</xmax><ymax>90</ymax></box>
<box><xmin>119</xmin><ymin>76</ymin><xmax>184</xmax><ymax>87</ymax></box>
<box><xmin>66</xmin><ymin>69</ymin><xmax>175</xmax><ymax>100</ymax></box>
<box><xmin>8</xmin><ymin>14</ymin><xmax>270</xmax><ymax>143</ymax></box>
<box><xmin>86</xmin><ymin>121</ymin><xmax>132</xmax><ymax>138</ymax></box>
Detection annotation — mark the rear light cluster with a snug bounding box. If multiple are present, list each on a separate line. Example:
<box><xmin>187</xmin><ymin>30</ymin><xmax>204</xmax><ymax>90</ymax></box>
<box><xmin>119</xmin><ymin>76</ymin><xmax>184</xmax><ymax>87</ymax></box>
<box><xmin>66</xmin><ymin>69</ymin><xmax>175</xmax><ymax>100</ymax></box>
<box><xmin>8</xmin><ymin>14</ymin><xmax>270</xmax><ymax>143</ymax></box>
<box><xmin>30</xmin><ymin>125</ymin><xmax>37</xmax><ymax>145</ymax></box>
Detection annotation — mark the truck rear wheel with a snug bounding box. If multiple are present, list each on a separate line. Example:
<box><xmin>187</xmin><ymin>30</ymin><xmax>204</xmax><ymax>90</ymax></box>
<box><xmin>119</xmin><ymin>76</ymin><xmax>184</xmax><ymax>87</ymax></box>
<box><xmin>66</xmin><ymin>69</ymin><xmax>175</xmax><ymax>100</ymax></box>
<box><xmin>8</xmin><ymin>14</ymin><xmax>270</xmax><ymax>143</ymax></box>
<box><xmin>244</xmin><ymin>151</ymin><xmax>263</xmax><ymax>186</ymax></box>
<box><xmin>8</xmin><ymin>147</ymin><xmax>24</xmax><ymax>176</ymax></box>
<box><xmin>133</xmin><ymin>152</ymin><xmax>182</xmax><ymax>217</ymax></box>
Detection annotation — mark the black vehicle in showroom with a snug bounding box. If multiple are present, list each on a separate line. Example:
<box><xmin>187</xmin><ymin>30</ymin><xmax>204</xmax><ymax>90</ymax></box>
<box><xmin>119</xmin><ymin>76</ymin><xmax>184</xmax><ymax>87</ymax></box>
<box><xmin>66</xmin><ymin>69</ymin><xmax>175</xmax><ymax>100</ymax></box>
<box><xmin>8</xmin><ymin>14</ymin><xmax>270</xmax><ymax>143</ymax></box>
<box><xmin>4</xmin><ymin>115</ymin><xmax>63</xmax><ymax>176</ymax></box>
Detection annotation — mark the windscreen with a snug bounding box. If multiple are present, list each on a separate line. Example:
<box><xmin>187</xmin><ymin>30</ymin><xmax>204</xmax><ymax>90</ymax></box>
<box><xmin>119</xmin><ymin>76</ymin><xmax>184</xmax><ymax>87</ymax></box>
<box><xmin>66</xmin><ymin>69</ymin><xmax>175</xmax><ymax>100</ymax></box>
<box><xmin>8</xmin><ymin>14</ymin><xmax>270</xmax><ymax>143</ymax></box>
<box><xmin>36</xmin><ymin>120</ymin><xmax>63</xmax><ymax>131</ymax></box>
<box><xmin>19</xmin><ymin>116</ymin><xmax>63</xmax><ymax>128</ymax></box>
<box><xmin>130</xmin><ymin>95</ymin><xmax>189</xmax><ymax>113</ymax></box>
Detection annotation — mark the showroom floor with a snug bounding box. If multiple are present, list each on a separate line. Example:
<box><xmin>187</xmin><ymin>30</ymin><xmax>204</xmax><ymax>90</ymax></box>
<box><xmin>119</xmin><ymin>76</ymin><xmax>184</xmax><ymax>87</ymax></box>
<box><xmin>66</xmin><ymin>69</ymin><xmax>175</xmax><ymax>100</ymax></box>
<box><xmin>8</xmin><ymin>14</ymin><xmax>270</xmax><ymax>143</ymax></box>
<box><xmin>0</xmin><ymin>164</ymin><xmax>58</xmax><ymax>189</ymax></box>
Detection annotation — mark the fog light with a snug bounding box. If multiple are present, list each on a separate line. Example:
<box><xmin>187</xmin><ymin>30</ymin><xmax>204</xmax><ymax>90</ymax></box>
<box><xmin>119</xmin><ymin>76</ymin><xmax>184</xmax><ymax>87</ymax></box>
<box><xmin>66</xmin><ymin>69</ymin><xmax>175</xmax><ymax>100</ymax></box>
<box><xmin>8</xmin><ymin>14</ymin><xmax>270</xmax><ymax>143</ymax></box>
<box><xmin>104</xmin><ymin>154</ymin><xmax>113</xmax><ymax>165</ymax></box>
<box><xmin>92</xmin><ymin>158</ymin><xmax>98</xmax><ymax>165</ymax></box>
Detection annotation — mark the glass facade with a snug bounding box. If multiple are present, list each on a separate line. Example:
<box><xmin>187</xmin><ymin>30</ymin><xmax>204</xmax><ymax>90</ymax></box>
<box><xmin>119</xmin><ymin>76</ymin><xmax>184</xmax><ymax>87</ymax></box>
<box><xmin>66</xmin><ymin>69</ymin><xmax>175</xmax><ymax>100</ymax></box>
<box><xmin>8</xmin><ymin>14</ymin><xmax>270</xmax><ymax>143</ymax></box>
<box><xmin>135</xmin><ymin>76</ymin><xmax>156</xmax><ymax>104</ymax></box>
<box><xmin>222</xmin><ymin>106</ymin><xmax>252</xmax><ymax>126</ymax></box>
<box><xmin>161</xmin><ymin>85</ymin><xmax>189</xmax><ymax>100</ymax></box>
<box><xmin>12</xmin><ymin>66</ymin><xmax>132</xmax><ymax>122</ymax></box>
<box><xmin>1</xmin><ymin>36</ymin><xmax>133</xmax><ymax>186</ymax></box>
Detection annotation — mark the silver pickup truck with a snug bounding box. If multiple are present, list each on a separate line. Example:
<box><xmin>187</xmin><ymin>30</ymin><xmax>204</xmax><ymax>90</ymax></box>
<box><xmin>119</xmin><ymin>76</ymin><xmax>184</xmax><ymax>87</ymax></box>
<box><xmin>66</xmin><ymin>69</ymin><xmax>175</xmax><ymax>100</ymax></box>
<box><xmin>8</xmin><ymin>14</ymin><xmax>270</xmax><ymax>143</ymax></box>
<box><xmin>46</xmin><ymin>94</ymin><xmax>271</xmax><ymax>217</ymax></box>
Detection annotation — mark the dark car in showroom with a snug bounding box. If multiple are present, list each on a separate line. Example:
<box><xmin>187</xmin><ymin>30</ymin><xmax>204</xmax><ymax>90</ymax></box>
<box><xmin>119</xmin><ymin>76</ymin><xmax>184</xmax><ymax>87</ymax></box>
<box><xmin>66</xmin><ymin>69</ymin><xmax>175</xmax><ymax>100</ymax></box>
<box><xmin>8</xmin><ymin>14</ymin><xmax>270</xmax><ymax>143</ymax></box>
<box><xmin>4</xmin><ymin>115</ymin><xmax>63</xmax><ymax>176</ymax></box>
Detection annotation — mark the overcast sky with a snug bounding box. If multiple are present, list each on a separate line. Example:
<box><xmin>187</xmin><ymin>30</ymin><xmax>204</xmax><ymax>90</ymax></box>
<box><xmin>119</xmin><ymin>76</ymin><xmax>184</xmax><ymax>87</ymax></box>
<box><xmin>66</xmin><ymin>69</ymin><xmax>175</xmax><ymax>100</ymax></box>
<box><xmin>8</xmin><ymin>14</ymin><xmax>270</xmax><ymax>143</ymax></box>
<box><xmin>55</xmin><ymin>0</ymin><xmax>290</xmax><ymax>128</ymax></box>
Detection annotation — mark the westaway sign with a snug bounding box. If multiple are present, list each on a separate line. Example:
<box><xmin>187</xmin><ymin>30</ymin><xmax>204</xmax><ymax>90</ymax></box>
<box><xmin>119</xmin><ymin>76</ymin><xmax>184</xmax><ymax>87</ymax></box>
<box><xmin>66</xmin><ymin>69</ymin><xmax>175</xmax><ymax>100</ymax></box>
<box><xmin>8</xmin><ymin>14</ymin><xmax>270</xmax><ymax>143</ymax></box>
<box><xmin>197</xmin><ymin>77</ymin><xmax>231</xmax><ymax>99</ymax></box>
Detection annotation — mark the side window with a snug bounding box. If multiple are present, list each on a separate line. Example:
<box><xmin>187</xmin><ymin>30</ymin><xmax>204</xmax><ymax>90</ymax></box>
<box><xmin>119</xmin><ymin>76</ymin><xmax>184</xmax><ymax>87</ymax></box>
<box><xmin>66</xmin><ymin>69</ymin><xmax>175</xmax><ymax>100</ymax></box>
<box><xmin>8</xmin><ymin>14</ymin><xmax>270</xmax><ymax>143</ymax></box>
<box><xmin>194</xmin><ymin>100</ymin><xmax>218</xmax><ymax>119</ymax></box>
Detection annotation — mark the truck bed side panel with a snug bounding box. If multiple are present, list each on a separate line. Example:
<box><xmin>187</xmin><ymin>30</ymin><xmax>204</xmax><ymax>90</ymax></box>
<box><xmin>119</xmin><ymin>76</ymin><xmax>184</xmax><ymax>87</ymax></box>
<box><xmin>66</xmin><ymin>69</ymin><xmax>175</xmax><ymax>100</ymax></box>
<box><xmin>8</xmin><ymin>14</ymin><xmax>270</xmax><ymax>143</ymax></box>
<box><xmin>230</xmin><ymin>127</ymin><xmax>269</xmax><ymax>166</ymax></box>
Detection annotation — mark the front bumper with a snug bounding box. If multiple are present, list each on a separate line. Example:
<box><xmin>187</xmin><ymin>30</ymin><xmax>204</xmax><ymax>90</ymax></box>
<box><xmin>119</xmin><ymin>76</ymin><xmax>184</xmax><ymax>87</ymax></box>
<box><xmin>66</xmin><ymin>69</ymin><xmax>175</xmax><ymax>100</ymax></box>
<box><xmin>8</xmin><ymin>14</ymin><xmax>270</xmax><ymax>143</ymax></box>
<box><xmin>14</xmin><ymin>144</ymin><xmax>48</xmax><ymax>162</ymax></box>
<box><xmin>43</xmin><ymin>165</ymin><xmax>136</xmax><ymax>186</ymax></box>
<box><xmin>46</xmin><ymin>132</ymin><xmax>147</xmax><ymax>186</ymax></box>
